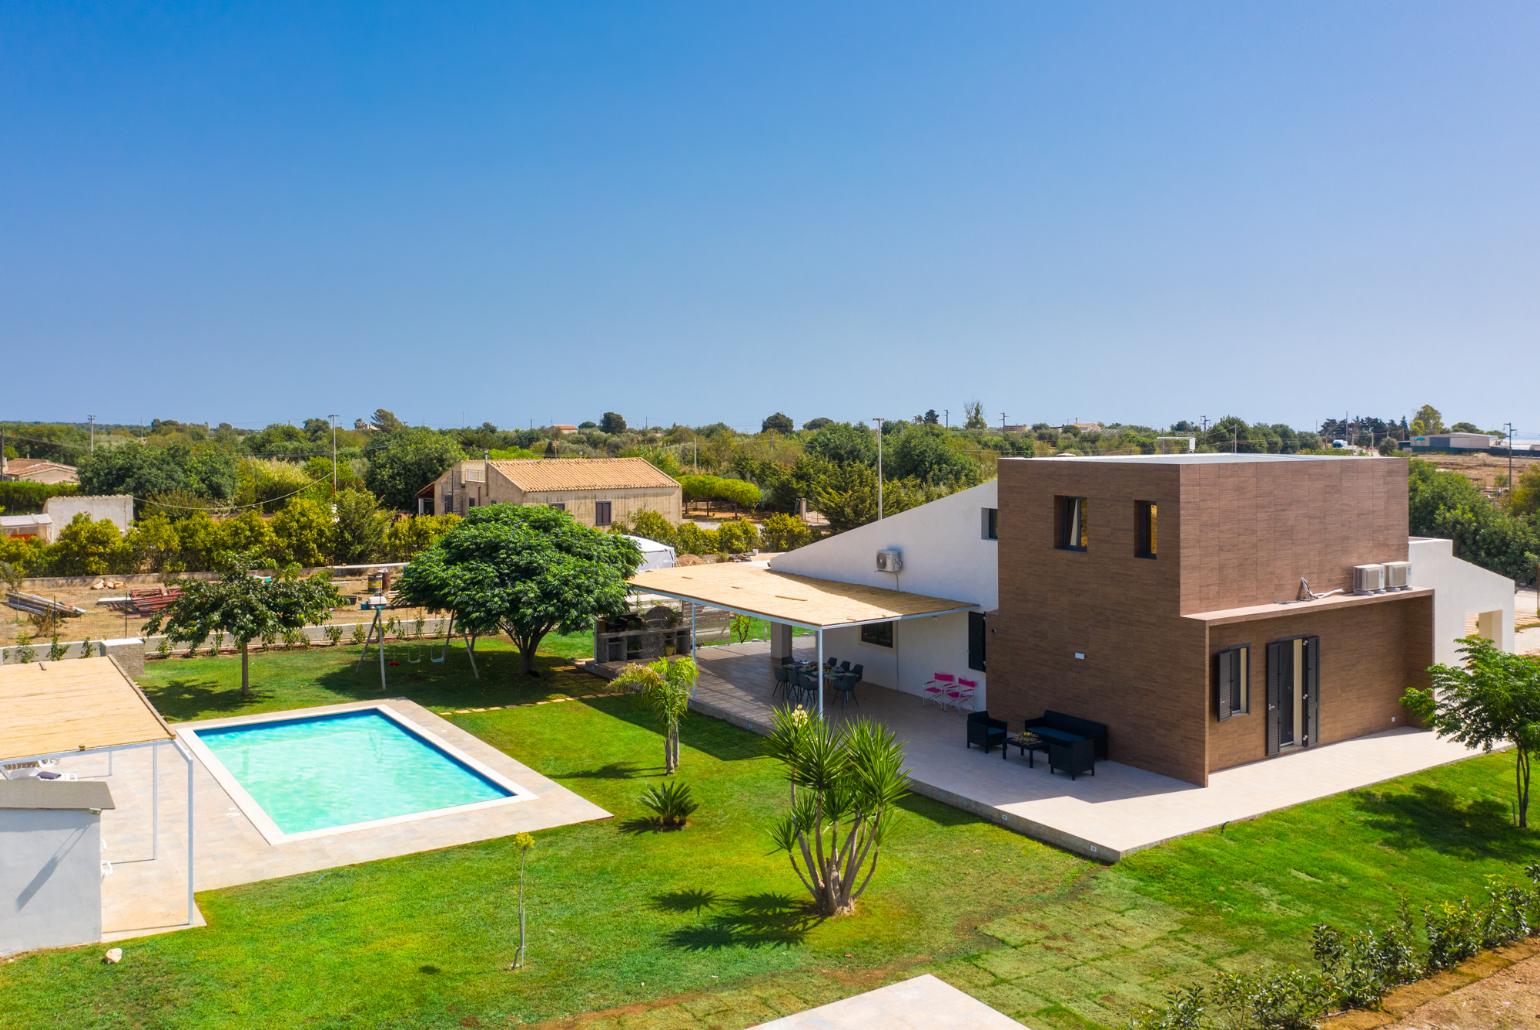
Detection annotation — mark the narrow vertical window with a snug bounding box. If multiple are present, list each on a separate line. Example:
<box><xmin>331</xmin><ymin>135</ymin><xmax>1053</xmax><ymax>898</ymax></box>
<box><xmin>981</xmin><ymin>508</ymin><xmax>998</xmax><ymax>540</ymax></box>
<box><xmin>1136</xmin><ymin>500</ymin><xmax>1158</xmax><ymax>559</ymax></box>
<box><xmin>595</xmin><ymin>500</ymin><xmax>613</xmax><ymax>527</ymax></box>
<box><xmin>1215</xmin><ymin>645</ymin><xmax>1249</xmax><ymax>720</ymax></box>
<box><xmin>1055</xmin><ymin>496</ymin><xmax>1088</xmax><ymax>551</ymax></box>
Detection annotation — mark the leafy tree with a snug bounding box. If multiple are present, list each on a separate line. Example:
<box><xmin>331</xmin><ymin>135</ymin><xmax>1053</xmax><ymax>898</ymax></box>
<box><xmin>370</xmin><ymin>408</ymin><xmax>405</xmax><ymax>433</ymax></box>
<box><xmin>611</xmin><ymin>656</ymin><xmax>697</xmax><ymax>773</ymax></box>
<box><xmin>124</xmin><ymin>513</ymin><xmax>183</xmax><ymax>572</ymax></box>
<box><xmin>383</xmin><ymin>513</ymin><xmax>462</xmax><ymax>562</ymax></box>
<box><xmin>173</xmin><ymin>511</ymin><xmax>222</xmax><ymax>571</ymax></box>
<box><xmin>813</xmin><ymin>464</ymin><xmax>929</xmax><ymax>533</ymax></box>
<box><xmin>1509</xmin><ymin>464</ymin><xmax>1540</xmax><ymax>518</ymax></box>
<box><xmin>331</xmin><ymin>489</ymin><xmax>389</xmax><ymax>564</ymax></box>
<box><xmin>1404</xmin><ymin>636</ymin><xmax>1540</xmax><ymax>827</ymax></box>
<box><xmin>235</xmin><ymin>458</ymin><xmax>315</xmax><ymax>511</ymax></box>
<box><xmin>887</xmin><ymin>424</ymin><xmax>982</xmax><ymax>487</ymax></box>
<box><xmin>715</xmin><ymin>518</ymin><xmax>760</xmax><ymax>554</ymax></box>
<box><xmin>599</xmin><ymin>412</ymin><xmax>627</xmax><ymax>435</ymax></box>
<box><xmin>1411</xmin><ymin>404</ymin><xmax>1445</xmax><ymax>436</ymax></box>
<box><xmin>364</xmin><ymin>428</ymin><xmax>464</xmax><ymax>510</ymax></box>
<box><xmin>50</xmin><ymin>514</ymin><xmax>131</xmax><ymax>575</ymax></box>
<box><xmin>271</xmin><ymin>498</ymin><xmax>333</xmax><ymax>567</ymax></box>
<box><xmin>1408</xmin><ymin>459</ymin><xmax>1539</xmax><ymax>581</ymax></box>
<box><xmin>802</xmin><ymin>417</ymin><xmax>833</xmax><ymax>431</ymax></box>
<box><xmin>1449</xmin><ymin>421</ymin><xmax>1483</xmax><ymax>434</ymax></box>
<box><xmin>145</xmin><ymin>563</ymin><xmax>342</xmax><ymax>698</ymax></box>
<box><xmin>761</xmin><ymin>412</ymin><xmax>795</xmax><ymax>435</ymax></box>
<box><xmin>215</xmin><ymin>510</ymin><xmax>278</xmax><ymax>566</ymax></box>
<box><xmin>79</xmin><ymin>442</ymin><xmax>238</xmax><ymax>514</ymax></box>
<box><xmin>804</xmin><ymin>422</ymin><xmax>876</xmax><ymax>467</ymax></box>
<box><xmin>0</xmin><ymin>536</ymin><xmax>49</xmax><ymax>579</ymax></box>
<box><xmin>922</xmin><ymin>409</ymin><xmax>940</xmax><ymax>425</ymax></box>
<box><xmin>395</xmin><ymin>504</ymin><xmax>641</xmax><ymax>676</ymax></box>
<box><xmin>963</xmin><ymin>400</ymin><xmax>987</xmax><ymax>430</ymax></box>
<box><xmin>766</xmin><ymin>708</ymin><xmax>908</xmax><ymax>916</ymax></box>
<box><xmin>612</xmin><ymin>509</ymin><xmax>676</xmax><ymax>549</ymax></box>
<box><xmin>761</xmin><ymin>512</ymin><xmax>813</xmax><ymax>551</ymax></box>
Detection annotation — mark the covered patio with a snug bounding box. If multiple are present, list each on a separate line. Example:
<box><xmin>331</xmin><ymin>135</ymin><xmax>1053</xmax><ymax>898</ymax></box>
<box><xmin>626</xmin><ymin>562</ymin><xmax>979</xmax><ymax>717</ymax></box>
<box><xmin>0</xmin><ymin>657</ymin><xmax>199</xmax><ymax>946</ymax></box>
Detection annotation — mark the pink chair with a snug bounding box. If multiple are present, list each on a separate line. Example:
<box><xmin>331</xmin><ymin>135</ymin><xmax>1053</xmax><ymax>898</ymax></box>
<box><xmin>946</xmin><ymin>678</ymin><xmax>979</xmax><ymax>712</ymax></box>
<box><xmin>922</xmin><ymin>672</ymin><xmax>955</xmax><ymax>707</ymax></box>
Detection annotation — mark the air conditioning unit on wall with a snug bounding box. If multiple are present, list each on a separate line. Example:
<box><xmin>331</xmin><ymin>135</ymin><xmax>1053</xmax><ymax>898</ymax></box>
<box><xmin>1353</xmin><ymin>564</ymin><xmax>1385</xmax><ymax>594</ymax></box>
<box><xmin>876</xmin><ymin>548</ymin><xmax>903</xmax><ymax>573</ymax></box>
<box><xmin>1383</xmin><ymin>561</ymin><xmax>1412</xmax><ymax>590</ymax></box>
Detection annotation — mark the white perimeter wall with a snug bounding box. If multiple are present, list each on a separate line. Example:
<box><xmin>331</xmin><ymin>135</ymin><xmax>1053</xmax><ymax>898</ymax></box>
<box><xmin>772</xmin><ymin>481</ymin><xmax>997</xmax><ymax>704</ymax></box>
<box><xmin>43</xmin><ymin>495</ymin><xmax>133</xmax><ymax>541</ymax></box>
<box><xmin>0</xmin><ymin>808</ymin><xmax>103</xmax><ymax>955</ymax></box>
<box><xmin>1409</xmin><ymin>537</ymin><xmax>1516</xmax><ymax>663</ymax></box>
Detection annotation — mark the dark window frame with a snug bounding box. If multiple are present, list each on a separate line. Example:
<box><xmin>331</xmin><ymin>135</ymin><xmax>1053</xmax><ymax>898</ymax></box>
<box><xmin>1215</xmin><ymin>645</ymin><xmax>1249</xmax><ymax>721</ymax></box>
<box><xmin>1135</xmin><ymin>500</ymin><xmax>1158</xmax><ymax>559</ymax></box>
<box><xmin>594</xmin><ymin>500</ymin><xmax>613</xmax><ymax>527</ymax></box>
<box><xmin>1054</xmin><ymin>495</ymin><xmax>1089</xmax><ymax>551</ymax></box>
<box><xmin>860</xmin><ymin>622</ymin><xmax>894</xmax><ymax>648</ymax></box>
<box><xmin>968</xmin><ymin>611</ymin><xmax>987</xmax><ymax>672</ymax></box>
<box><xmin>982</xmin><ymin>507</ymin><xmax>998</xmax><ymax>541</ymax></box>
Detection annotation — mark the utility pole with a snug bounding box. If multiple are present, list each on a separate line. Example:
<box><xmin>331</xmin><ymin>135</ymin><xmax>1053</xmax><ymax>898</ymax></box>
<box><xmin>1505</xmin><ymin>422</ymin><xmax>1515</xmax><ymax>498</ymax></box>
<box><xmin>1200</xmin><ymin>415</ymin><xmax>1209</xmax><ymax>434</ymax></box>
<box><xmin>1000</xmin><ymin>412</ymin><xmax>1007</xmax><ymax>430</ymax></box>
<box><xmin>329</xmin><ymin>414</ymin><xmax>338</xmax><ymax>497</ymax></box>
<box><xmin>872</xmin><ymin>418</ymin><xmax>884</xmax><ymax>520</ymax></box>
<box><xmin>943</xmin><ymin>408</ymin><xmax>949</xmax><ymax>428</ymax></box>
<box><xmin>87</xmin><ymin>414</ymin><xmax>95</xmax><ymax>453</ymax></box>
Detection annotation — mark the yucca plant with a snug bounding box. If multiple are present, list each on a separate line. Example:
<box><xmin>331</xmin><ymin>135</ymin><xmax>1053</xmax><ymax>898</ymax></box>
<box><xmin>639</xmin><ymin>780</ymin><xmax>699</xmax><ymax>829</ymax></box>
<box><xmin>767</xmin><ymin>707</ymin><xmax>908</xmax><ymax>917</ymax></box>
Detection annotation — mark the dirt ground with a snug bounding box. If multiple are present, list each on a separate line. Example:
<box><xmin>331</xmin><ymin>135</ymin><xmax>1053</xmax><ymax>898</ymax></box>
<box><xmin>1420</xmin><ymin>452</ymin><xmax>1540</xmax><ymax>494</ymax></box>
<box><xmin>1384</xmin><ymin>949</ymin><xmax>1540</xmax><ymax>1029</ymax></box>
<box><xmin>2</xmin><ymin>572</ymin><xmax>433</xmax><ymax>645</ymax></box>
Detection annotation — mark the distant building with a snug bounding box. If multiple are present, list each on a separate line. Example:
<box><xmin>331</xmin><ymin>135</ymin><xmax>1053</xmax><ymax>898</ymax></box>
<box><xmin>0</xmin><ymin>457</ymin><xmax>78</xmax><ymax>485</ymax></box>
<box><xmin>552</xmin><ymin>424</ymin><xmax>580</xmax><ymax>435</ymax></box>
<box><xmin>417</xmin><ymin>457</ymin><xmax>682</xmax><ymax>527</ymax></box>
<box><xmin>1407</xmin><ymin>432</ymin><xmax>1496</xmax><ymax>452</ymax></box>
<box><xmin>43</xmin><ymin>495</ymin><xmax>133</xmax><ymax>541</ymax></box>
<box><xmin>0</xmin><ymin>513</ymin><xmax>52</xmax><ymax>540</ymax></box>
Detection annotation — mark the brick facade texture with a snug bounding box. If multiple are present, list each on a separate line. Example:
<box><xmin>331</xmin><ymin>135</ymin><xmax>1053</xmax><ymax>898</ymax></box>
<box><xmin>989</xmin><ymin>456</ymin><xmax>1430</xmax><ymax>785</ymax></box>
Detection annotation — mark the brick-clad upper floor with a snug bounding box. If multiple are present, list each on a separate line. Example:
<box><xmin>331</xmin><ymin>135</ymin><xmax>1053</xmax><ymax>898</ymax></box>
<box><xmin>996</xmin><ymin>454</ymin><xmax>1409</xmax><ymax>616</ymax></box>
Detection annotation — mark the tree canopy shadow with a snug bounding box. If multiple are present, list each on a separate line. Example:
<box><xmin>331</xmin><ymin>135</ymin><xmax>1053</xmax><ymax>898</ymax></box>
<box><xmin>561</xmin><ymin>761</ymin><xmax>661</xmax><ymax>781</ymax></box>
<box><xmin>660</xmin><ymin>890</ymin><xmax>817</xmax><ymax>950</ymax></box>
<box><xmin>581</xmin><ymin>693</ymin><xmax>770</xmax><ymax>764</ymax></box>
<box><xmin>1348</xmin><ymin>783</ymin><xmax>1530</xmax><ymax>860</ymax></box>
<box><xmin>141</xmin><ymin>678</ymin><xmax>272</xmax><ymax>721</ymax></box>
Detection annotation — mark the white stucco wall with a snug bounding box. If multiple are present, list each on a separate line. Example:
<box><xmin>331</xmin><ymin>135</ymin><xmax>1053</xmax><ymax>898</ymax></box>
<box><xmin>1409</xmin><ymin>536</ymin><xmax>1517</xmax><ymax>664</ymax></box>
<box><xmin>0</xmin><ymin>808</ymin><xmax>104</xmax><ymax>955</ymax></box>
<box><xmin>771</xmin><ymin>481</ymin><xmax>998</xmax><ymax>608</ymax></box>
<box><xmin>42</xmin><ymin>494</ymin><xmax>133</xmax><ymax>542</ymax></box>
<box><xmin>772</xmin><ymin>481</ymin><xmax>997</xmax><ymax>705</ymax></box>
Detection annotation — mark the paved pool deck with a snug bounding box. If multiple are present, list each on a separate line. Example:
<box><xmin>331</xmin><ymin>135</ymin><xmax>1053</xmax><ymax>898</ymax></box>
<box><xmin>62</xmin><ymin>698</ymin><xmax>609</xmax><ymax>942</ymax></box>
<box><xmin>755</xmin><ymin>974</ymin><xmax>1023</xmax><ymax>1029</ymax></box>
<box><xmin>593</xmin><ymin>640</ymin><xmax>1487</xmax><ymax>861</ymax></box>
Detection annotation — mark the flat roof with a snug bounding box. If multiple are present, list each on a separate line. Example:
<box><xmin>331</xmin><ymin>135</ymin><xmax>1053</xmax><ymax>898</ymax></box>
<box><xmin>0</xmin><ymin>778</ymin><xmax>115</xmax><ymax>812</ymax></box>
<box><xmin>1185</xmin><ymin>587</ymin><xmax>1432</xmax><ymax>626</ymax></box>
<box><xmin>1004</xmin><ymin>453</ymin><xmax>1386</xmax><ymax>465</ymax></box>
<box><xmin>0</xmin><ymin>657</ymin><xmax>174</xmax><ymax>763</ymax></box>
<box><xmin>629</xmin><ymin>563</ymin><xmax>975</xmax><ymax>629</ymax></box>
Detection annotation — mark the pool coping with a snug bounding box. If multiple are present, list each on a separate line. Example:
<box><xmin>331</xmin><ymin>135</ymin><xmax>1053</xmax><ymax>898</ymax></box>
<box><xmin>179</xmin><ymin>702</ymin><xmax>536</xmax><ymax>846</ymax></box>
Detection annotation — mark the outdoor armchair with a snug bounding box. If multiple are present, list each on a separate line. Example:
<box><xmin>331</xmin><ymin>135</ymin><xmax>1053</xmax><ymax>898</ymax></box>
<box><xmin>966</xmin><ymin>711</ymin><xmax>1007</xmax><ymax>753</ymax></box>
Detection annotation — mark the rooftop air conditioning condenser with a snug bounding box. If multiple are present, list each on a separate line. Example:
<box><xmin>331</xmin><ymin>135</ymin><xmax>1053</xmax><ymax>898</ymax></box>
<box><xmin>1353</xmin><ymin>564</ymin><xmax>1386</xmax><ymax>595</ymax></box>
<box><xmin>1383</xmin><ymin>561</ymin><xmax>1412</xmax><ymax>591</ymax></box>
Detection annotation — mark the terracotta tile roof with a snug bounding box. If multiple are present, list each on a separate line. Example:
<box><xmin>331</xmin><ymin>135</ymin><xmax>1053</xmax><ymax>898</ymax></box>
<box><xmin>2</xmin><ymin>458</ymin><xmax>76</xmax><ymax>477</ymax></box>
<box><xmin>489</xmin><ymin>457</ymin><xmax>679</xmax><ymax>493</ymax></box>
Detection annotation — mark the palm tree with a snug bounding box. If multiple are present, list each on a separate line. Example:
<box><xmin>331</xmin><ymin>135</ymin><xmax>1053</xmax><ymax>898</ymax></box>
<box><xmin>612</xmin><ymin>656</ymin><xmax>697</xmax><ymax>774</ymax></box>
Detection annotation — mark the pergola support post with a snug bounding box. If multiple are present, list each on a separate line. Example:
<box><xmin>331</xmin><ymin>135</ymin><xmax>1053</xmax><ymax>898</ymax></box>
<box><xmin>817</xmin><ymin>628</ymin><xmax>825</xmax><ymax>719</ymax></box>
<box><xmin>182</xmin><ymin>739</ymin><xmax>196</xmax><ymax>927</ymax></box>
<box><xmin>690</xmin><ymin>602</ymin><xmax>697</xmax><ymax>659</ymax></box>
<box><xmin>151</xmin><ymin>741</ymin><xmax>159</xmax><ymax>861</ymax></box>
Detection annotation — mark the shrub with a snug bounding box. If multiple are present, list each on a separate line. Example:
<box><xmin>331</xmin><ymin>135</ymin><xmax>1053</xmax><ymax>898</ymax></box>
<box><xmin>639</xmin><ymin>780</ymin><xmax>699</xmax><ymax>829</ymax></box>
<box><xmin>760</xmin><ymin>512</ymin><xmax>812</xmax><ymax>552</ymax></box>
<box><xmin>78</xmin><ymin>636</ymin><xmax>93</xmax><ymax>659</ymax></box>
<box><xmin>351</xmin><ymin>623</ymin><xmax>369</xmax><ymax>646</ymax></box>
<box><xmin>209</xmin><ymin>630</ymin><xmax>225</xmax><ymax>656</ymax></box>
<box><xmin>412</xmin><ymin>617</ymin><xmax>425</xmax><ymax>639</ymax></box>
<box><xmin>325</xmin><ymin>625</ymin><xmax>344</xmax><ymax>647</ymax></box>
<box><xmin>1211</xmin><ymin>969</ymin><xmax>1327</xmax><ymax>1030</ymax></box>
<box><xmin>155</xmin><ymin>637</ymin><xmax>173</xmax><ymax>660</ymax></box>
<box><xmin>715</xmin><ymin>518</ymin><xmax>760</xmax><ymax>555</ymax></box>
<box><xmin>730</xmin><ymin>614</ymin><xmax>754</xmax><ymax>644</ymax></box>
<box><xmin>260</xmin><ymin>628</ymin><xmax>279</xmax><ymax>651</ymax></box>
<box><xmin>47</xmin><ymin>635</ymin><xmax>67</xmax><ymax>661</ymax></box>
<box><xmin>1312</xmin><ymin>903</ymin><xmax>1420</xmax><ymax>1010</ymax></box>
<box><xmin>12</xmin><ymin>632</ymin><xmax>36</xmax><ymax>665</ymax></box>
<box><xmin>0</xmin><ymin>480</ymin><xmax>77</xmax><ymax>515</ymax></box>
<box><xmin>673</xmin><ymin>522</ymin><xmax>719</xmax><ymax>556</ymax></box>
<box><xmin>614</xmin><ymin>509</ymin><xmax>676</xmax><ymax>548</ymax></box>
<box><xmin>282</xmin><ymin>627</ymin><xmax>307</xmax><ymax>649</ymax></box>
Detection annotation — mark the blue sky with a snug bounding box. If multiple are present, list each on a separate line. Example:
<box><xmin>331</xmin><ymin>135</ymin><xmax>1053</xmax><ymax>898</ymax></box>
<box><xmin>3</xmin><ymin>2</ymin><xmax>1537</xmax><ymax>432</ymax></box>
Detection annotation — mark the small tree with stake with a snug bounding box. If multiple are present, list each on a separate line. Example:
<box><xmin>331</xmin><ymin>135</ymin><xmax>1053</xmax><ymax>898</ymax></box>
<box><xmin>145</xmin><ymin>562</ymin><xmax>342</xmax><ymax>699</ymax></box>
<box><xmin>510</xmin><ymin>832</ymin><xmax>535</xmax><ymax>970</ymax></box>
<box><xmin>766</xmin><ymin>707</ymin><xmax>908</xmax><ymax>917</ymax></box>
<box><xmin>1404</xmin><ymin>635</ymin><xmax>1540</xmax><ymax>828</ymax></box>
<box><xmin>611</xmin><ymin>656</ymin><xmax>697</xmax><ymax>774</ymax></box>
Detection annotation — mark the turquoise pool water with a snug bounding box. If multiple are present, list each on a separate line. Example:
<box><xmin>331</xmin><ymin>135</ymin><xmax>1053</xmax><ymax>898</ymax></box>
<box><xmin>193</xmin><ymin>709</ymin><xmax>515</xmax><ymax>835</ymax></box>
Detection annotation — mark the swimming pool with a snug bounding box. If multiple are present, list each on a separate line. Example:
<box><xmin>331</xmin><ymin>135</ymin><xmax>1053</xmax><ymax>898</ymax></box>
<box><xmin>186</xmin><ymin>706</ymin><xmax>525</xmax><ymax>841</ymax></box>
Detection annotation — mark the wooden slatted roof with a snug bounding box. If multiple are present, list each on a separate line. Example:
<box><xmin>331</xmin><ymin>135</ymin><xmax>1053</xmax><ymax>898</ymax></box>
<box><xmin>629</xmin><ymin>563</ymin><xmax>975</xmax><ymax>629</ymax></box>
<box><xmin>0</xmin><ymin>657</ymin><xmax>174</xmax><ymax>763</ymax></box>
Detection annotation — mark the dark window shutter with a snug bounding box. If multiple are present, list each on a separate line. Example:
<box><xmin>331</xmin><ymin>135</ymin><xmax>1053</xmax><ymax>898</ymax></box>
<box><xmin>968</xmin><ymin>612</ymin><xmax>986</xmax><ymax>672</ymax></box>
<box><xmin>1215</xmin><ymin>651</ymin><xmax>1233</xmax><ymax>722</ymax></box>
<box><xmin>1304</xmin><ymin>636</ymin><xmax>1320</xmax><ymax>746</ymax></box>
<box><xmin>1265</xmin><ymin>641</ymin><xmax>1284</xmax><ymax>756</ymax></box>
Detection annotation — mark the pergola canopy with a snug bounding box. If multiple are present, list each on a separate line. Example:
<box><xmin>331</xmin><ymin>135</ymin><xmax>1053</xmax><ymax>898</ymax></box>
<box><xmin>0</xmin><ymin>657</ymin><xmax>174</xmax><ymax>763</ymax></box>
<box><xmin>628</xmin><ymin>563</ymin><xmax>976</xmax><ymax>630</ymax></box>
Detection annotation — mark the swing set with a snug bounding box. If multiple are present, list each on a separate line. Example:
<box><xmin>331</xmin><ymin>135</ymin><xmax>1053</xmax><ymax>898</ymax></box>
<box><xmin>356</xmin><ymin>602</ymin><xmax>480</xmax><ymax>691</ymax></box>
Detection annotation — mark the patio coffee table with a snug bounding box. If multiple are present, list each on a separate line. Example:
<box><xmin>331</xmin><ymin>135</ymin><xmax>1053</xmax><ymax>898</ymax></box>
<box><xmin>1004</xmin><ymin>731</ymin><xmax>1047</xmax><ymax>767</ymax></box>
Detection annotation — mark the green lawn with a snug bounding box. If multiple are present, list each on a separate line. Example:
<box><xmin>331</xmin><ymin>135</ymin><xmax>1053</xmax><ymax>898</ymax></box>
<box><xmin>1</xmin><ymin>645</ymin><xmax>1537</xmax><ymax>1029</ymax></box>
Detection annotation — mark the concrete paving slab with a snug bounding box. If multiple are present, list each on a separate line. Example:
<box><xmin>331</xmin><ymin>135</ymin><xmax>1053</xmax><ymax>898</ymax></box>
<box><xmin>753</xmin><ymin>974</ymin><xmax>1022</xmax><ymax>1029</ymax></box>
